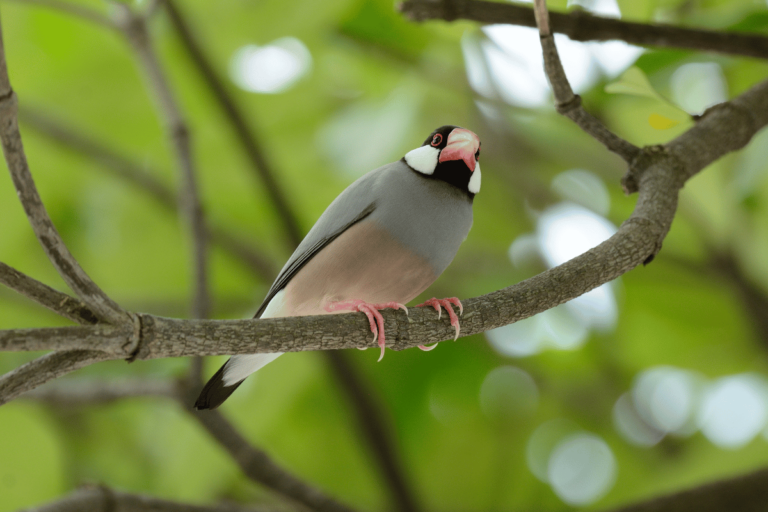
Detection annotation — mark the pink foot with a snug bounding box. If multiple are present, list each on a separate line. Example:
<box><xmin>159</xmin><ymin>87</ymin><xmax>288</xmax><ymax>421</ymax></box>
<box><xmin>325</xmin><ymin>300</ymin><xmax>408</xmax><ymax>362</ymax></box>
<box><xmin>416</xmin><ymin>297</ymin><xmax>463</xmax><ymax>349</ymax></box>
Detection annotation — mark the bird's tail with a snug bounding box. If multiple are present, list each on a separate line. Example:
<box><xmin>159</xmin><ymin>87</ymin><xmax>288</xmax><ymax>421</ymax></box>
<box><xmin>194</xmin><ymin>353</ymin><xmax>283</xmax><ymax>410</ymax></box>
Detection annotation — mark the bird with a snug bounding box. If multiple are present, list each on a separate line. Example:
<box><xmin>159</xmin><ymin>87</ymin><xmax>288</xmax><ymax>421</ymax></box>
<box><xmin>195</xmin><ymin>125</ymin><xmax>481</xmax><ymax>410</ymax></box>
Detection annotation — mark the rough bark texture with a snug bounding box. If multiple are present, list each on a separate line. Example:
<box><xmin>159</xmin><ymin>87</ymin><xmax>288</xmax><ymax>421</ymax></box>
<box><xmin>0</xmin><ymin>261</ymin><xmax>98</xmax><ymax>324</ymax></box>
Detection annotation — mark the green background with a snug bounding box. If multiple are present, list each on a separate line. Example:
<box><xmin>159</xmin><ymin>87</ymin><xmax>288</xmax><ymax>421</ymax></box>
<box><xmin>2</xmin><ymin>0</ymin><xmax>768</xmax><ymax>510</ymax></box>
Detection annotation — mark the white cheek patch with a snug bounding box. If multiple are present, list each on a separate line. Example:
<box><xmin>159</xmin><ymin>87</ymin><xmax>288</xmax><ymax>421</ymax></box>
<box><xmin>468</xmin><ymin>162</ymin><xmax>481</xmax><ymax>194</ymax></box>
<box><xmin>404</xmin><ymin>145</ymin><xmax>439</xmax><ymax>175</ymax></box>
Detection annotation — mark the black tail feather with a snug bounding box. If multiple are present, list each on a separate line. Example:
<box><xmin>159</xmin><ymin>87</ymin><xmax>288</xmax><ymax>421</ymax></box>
<box><xmin>194</xmin><ymin>362</ymin><xmax>244</xmax><ymax>410</ymax></box>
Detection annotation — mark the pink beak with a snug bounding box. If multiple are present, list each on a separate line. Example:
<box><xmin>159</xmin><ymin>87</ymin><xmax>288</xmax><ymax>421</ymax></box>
<box><xmin>438</xmin><ymin>128</ymin><xmax>480</xmax><ymax>171</ymax></box>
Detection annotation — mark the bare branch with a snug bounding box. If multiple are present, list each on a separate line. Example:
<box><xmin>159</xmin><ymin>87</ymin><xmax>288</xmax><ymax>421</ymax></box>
<box><xmin>399</xmin><ymin>0</ymin><xmax>768</xmax><ymax>60</ymax></box>
<box><xmin>162</xmin><ymin>0</ymin><xmax>304</xmax><ymax>249</ymax></box>
<box><xmin>111</xmin><ymin>4</ymin><xmax>210</xmax><ymax>319</ymax></box>
<box><xmin>325</xmin><ymin>352</ymin><xmax>421</xmax><ymax>512</ymax></box>
<box><xmin>18</xmin><ymin>485</ymin><xmax>285</xmax><ymax>512</ymax></box>
<box><xmin>18</xmin><ymin>108</ymin><xmax>278</xmax><ymax>281</ymax></box>
<box><xmin>2</xmin><ymin>0</ymin><xmax>116</xmax><ymax>29</ymax></box>
<box><xmin>0</xmin><ymin>261</ymin><xmax>98</xmax><ymax>324</ymax></box>
<box><xmin>0</xmin><ymin>324</ymin><xmax>132</xmax><ymax>354</ymax></box>
<box><xmin>529</xmin><ymin>0</ymin><xmax>641</xmax><ymax>161</ymax></box>
<box><xmin>2</xmin><ymin>74</ymin><xmax>766</xmax><ymax>400</ymax></box>
<box><xmin>183</xmin><ymin>392</ymin><xmax>359</xmax><ymax>512</ymax></box>
<box><xmin>21</xmin><ymin>378</ymin><xmax>175</xmax><ymax>405</ymax></box>
<box><xmin>0</xmin><ymin>350</ymin><xmax>110</xmax><ymax>406</ymax></box>
<box><xmin>605</xmin><ymin>467</ymin><xmax>768</xmax><ymax>512</ymax></box>
<box><xmin>0</xmin><ymin>20</ymin><xmax>127</xmax><ymax>325</ymax></box>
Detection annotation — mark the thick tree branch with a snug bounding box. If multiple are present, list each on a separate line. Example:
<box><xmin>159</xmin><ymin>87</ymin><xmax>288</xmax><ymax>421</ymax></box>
<box><xmin>399</xmin><ymin>0</ymin><xmax>768</xmax><ymax>60</ymax></box>
<box><xmin>18</xmin><ymin>108</ymin><xmax>278</xmax><ymax>281</ymax></box>
<box><xmin>111</xmin><ymin>4</ymin><xmax>210</xmax><ymax>319</ymax></box>
<box><xmin>0</xmin><ymin>261</ymin><xmax>98</xmax><ymax>324</ymax></box>
<box><xmin>162</xmin><ymin>0</ymin><xmax>303</xmax><ymax>249</ymax></box>
<box><xmin>2</xmin><ymin>74</ymin><xmax>767</xmax><ymax>398</ymax></box>
<box><xmin>18</xmin><ymin>485</ymin><xmax>283</xmax><ymax>512</ymax></box>
<box><xmin>605</xmin><ymin>467</ymin><xmax>768</xmax><ymax>512</ymax></box>
<box><xmin>0</xmin><ymin>18</ymin><xmax>127</xmax><ymax>325</ymax></box>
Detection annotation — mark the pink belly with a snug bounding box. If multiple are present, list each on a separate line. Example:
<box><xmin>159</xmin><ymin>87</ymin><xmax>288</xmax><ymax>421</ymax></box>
<box><xmin>282</xmin><ymin>221</ymin><xmax>437</xmax><ymax>316</ymax></box>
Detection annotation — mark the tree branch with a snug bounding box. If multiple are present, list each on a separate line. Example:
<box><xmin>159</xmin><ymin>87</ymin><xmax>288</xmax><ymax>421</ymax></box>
<box><xmin>399</xmin><ymin>0</ymin><xmax>768</xmax><ymax>60</ymax></box>
<box><xmin>0</xmin><ymin>261</ymin><xmax>98</xmax><ymax>324</ymax></box>
<box><xmin>17</xmin><ymin>108</ymin><xmax>278</xmax><ymax>281</ymax></box>
<box><xmin>325</xmin><ymin>352</ymin><xmax>421</xmax><ymax>512</ymax></box>
<box><xmin>0</xmin><ymin>18</ymin><xmax>127</xmax><ymax>325</ymax></box>
<box><xmin>20</xmin><ymin>378</ymin><xmax>175</xmax><ymax>405</ymax></box>
<box><xmin>18</xmin><ymin>485</ymin><xmax>284</xmax><ymax>512</ymax></box>
<box><xmin>111</xmin><ymin>3</ymin><xmax>210</xmax><ymax>319</ymax></box>
<box><xmin>0</xmin><ymin>350</ymin><xmax>110</xmax><ymax>405</ymax></box>
<box><xmin>161</xmin><ymin>0</ymin><xmax>304</xmax><ymax>249</ymax></box>
<box><xmin>2</xmin><ymin>73</ymin><xmax>766</xmax><ymax>400</ymax></box>
<box><xmin>531</xmin><ymin>0</ymin><xmax>640</xmax><ymax>161</ymax></box>
<box><xmin>179</xmin><ymin>386</ymin><xmax>358</xmax><ymax>512</ymax></box>
<box><xmin>605</xmin><ymin>467</ymin><xmax>768</xmax><ymax>512</ymax></box>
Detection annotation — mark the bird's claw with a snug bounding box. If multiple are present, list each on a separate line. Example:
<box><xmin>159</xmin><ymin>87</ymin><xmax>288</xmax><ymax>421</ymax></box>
<box><xmin>325</xmin><ymin>300</ymin><xmax>408</xmax><ymax>361</ymax></box>
<box><xmin>416</xmin><ymin>297</ymin><xmax>463</xmax><ymax>341</ymax></box>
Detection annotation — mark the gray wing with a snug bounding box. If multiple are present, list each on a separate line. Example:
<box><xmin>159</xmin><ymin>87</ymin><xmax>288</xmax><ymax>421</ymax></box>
<box><xmin>253</xmin><ymin>165</ymin><xmax>390</xmax><ymax>318</ymax></box>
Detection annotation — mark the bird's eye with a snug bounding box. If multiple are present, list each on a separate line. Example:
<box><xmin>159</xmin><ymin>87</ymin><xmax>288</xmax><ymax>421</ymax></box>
<box><xmin>431</xmin><ymin>134</ymin><xmax>443</xmax><ymax>147</ymax></box>
<box><xmin>475</xmin><ymin>149</ymin><xmax>480</xmax><ymax>160</ymax></box>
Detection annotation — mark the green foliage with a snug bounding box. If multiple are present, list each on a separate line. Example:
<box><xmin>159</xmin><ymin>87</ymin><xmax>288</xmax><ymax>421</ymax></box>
<box><xmin>2</xmin><ymin>0</ymin><xmax>768</xmax><ymax>510</ymax></box>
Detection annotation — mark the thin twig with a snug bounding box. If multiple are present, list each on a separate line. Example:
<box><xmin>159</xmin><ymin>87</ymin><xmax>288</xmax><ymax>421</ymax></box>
<box><xmin>0</xmin><ymin>261</ymin><xmax>98</xmax><ymax>324</ymax></box>
<box><xmin>111</xmin><ymin>3</ymin><xmax>210</xmax><ymax>320</ymax></box>
<box><xmin>19</xmin><ymin>484</ymin><xmax>285</xmax><ymax>512</ymax></box>
<box><xmin>162</xmin><ymin>0</ymin><xmax>304</xmax><ymax>249</ymax></box>
<box><xmin>325</xmin><ymin>352</ymin><xmax>421</xmax><ymax>512</ymax></box>
<box><xmin>399</xmin><ymin>0</ymin><xmax>768</xmax><ymax>60</ymax></box>
<box><xmin>18</xmin><ymin>108</ymin><xmax>278</xmax><ymax>281</ymax></box>
<box><xmin>156</xmin><ymin>7</ymin><xmax>422</xmax><ymax>509</ymax></box>
<box><xmin>0</xmin><ymin>350</ymin><xmax>110</xmax><ymax>406</ymax></box>
<box><xmin>3</xmin><ymin>76</ymin><xmax>767</xmax><ymax>391</ymax></box>
<box><xmin>530</xmin><ymin>0</ymin><xmax>640</xmax><ymax>162</ymax></box>
<box><xmin>21</xmin><ymin>378</ymin><xmax>175</xmax><ymax>405</ymax></box>
<box><xmin>0</xmin><ymin>20</ymin><xmax>128</xmax><ymax>325</ymax></box>
<box><xmin>179</xmin><ymin>385</ymin><xmax>359</xmax><ymax>512</ymax></box>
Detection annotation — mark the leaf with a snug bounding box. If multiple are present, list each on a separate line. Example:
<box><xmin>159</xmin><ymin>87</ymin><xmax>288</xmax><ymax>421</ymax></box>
<box><xmin>605</xmin><ymin>66</ymin><xmax>662</xmax><ymax>100</ymax></box>
<box><xmin>648</xmin><ymin>113</ymin><xmax>681</xmax><ymax>130</ymax></box>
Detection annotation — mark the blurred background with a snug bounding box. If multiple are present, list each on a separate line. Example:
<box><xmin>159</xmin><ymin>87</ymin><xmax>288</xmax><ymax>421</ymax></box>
<box><xmin>2</xmin><ymin>0</ymin><xmax>768</xmax><ymax>510</ymax></box>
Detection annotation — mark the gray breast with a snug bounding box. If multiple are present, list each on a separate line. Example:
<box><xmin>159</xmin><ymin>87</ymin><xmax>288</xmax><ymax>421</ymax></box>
<box><xmin>369</xmin><ymin>161</ymin><xmax>473</xmax><ymax>276</ymax></box>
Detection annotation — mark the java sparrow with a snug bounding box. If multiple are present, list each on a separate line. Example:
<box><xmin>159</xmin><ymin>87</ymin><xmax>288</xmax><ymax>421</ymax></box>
<box><xmin>195</xmin><ymin>126</ymin><xmax>481</xmax><ymax>410</ymax></box>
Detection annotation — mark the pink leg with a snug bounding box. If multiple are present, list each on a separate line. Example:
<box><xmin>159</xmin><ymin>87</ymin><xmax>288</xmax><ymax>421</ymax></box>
<box><xmin>416</xmin><ymin>297</ymin><xmax>463</xmax><ymax>350</ymax></box>
<box><xmin>325</xmin><ymin>300</ymin><xmax>408</xmax><ymax>362</ymax></box>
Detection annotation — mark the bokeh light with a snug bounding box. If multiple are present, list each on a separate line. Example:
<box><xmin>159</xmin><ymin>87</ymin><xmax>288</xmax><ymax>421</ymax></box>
<box><xmin>479</xmin><ymin>366</ymin><xmax>539</xmax><ymax>421</ymax></box>
<box><xmin>489</xmin><ymin>170</ymin><xmax>619</xmax><ymax>358</ymax></box>
<box><xmin>670</xmin><ymin>62</ymin><xmax>728</xmax><ymax>114</ymax></box>
<box><xmin>462</xmin><ymin>0</ymin><xmax>642</xmax><ymax>108</ymax></box>
<box><xmin>317</xmin><ymin>88</ymin><xmax>420</xmax><ymax>177</ymax></box>
<box><xmin>230</xmin><ymin>37</ymin><xmax>312</xmax><ymax>94</ymax></box>
<box><xmin>548</xmin><ymin>433</ymin><xmax>617</xmax><ymax>506</ymax></box>
<box><xmin>527</xmin><ymin>421</ymin><xmax>617</xmax><ymax>505</ymax></box>
<box><xmin>698</xmin><ymin>374</ymin><xmax>768</xmax><ymax>449</ymax></box>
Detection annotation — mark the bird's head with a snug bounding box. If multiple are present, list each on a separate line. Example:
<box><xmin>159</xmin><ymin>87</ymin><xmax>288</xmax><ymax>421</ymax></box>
<box><xmin>403</xmin><ymin>125</ymin><xmax>481</xmax><ymax>196</ymax></box>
